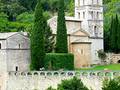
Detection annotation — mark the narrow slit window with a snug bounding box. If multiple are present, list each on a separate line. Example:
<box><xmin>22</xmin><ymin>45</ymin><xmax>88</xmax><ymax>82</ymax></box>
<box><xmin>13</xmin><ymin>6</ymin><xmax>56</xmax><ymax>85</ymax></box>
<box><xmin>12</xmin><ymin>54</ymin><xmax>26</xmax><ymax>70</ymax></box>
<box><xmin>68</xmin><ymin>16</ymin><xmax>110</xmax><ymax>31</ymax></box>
<box><xmin>0</xmin><ymin>43</ymin><xmax>1</xmax><ymax>49</ymax></box>
<box><xmin>19</xmin><ymin>44</ymin><xmax>20</xmax><ymax>49</ymax></box>
<box><xmin>78</xmin><ymin>12</ymin><xmax>80</xmax><ymax>19</ymax></box>
<box><xmin>94</xmin><ymin>26</ymin><xmax>98</xmax><ymax>37</ymax></box>
<box><xmin>15</xmin><ymin>66</ymin><xmax>18</xmax><ymax>71</ymax></box>
<box><xmin>83</xmin><ymin>12</ymin><xmax>85</xmax><ymax>19</ymax></box>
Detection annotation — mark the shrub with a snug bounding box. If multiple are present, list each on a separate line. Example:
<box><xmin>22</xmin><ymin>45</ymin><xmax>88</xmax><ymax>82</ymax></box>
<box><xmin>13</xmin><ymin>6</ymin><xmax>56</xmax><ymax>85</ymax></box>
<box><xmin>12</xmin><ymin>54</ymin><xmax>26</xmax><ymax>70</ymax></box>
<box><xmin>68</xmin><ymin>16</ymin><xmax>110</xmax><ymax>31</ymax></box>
<box><xmin>44</xmin><ymin>53</ymin><xmax>74</xmax><ymax>70</ymax></box>
<box><xmin>47</xmin><ymin>77</ymin><xmax>89</xmax><ymax>90</ymax></box>
<box><xmin>102</xmin><ymin>77</ymin><xmax>120</xmax><ymax>90</ymax></box>
<box><xmin>97</xmin><ymin>49</ymin><xmax>107</xmax><ymax>64</ymax></box>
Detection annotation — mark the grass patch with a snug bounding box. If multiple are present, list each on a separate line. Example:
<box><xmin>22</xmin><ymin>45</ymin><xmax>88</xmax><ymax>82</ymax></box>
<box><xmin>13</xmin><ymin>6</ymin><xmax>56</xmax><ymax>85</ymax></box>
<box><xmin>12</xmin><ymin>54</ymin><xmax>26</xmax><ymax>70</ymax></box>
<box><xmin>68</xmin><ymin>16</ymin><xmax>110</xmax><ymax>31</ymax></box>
<box><xmin>76</xmin><ymin>64</ymin><xmax>120</xmax><ymax>70</ymax></box>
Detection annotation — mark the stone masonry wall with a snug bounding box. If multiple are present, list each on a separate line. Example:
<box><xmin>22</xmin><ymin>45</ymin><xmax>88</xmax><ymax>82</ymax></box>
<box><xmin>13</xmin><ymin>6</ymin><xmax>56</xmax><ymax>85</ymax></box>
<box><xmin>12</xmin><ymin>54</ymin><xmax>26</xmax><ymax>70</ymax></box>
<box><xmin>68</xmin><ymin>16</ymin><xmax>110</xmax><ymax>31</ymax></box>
<box><xmin>6</xmin><ymin>71</ymin><xmax>120</xmax><ymax>90</ymax></box>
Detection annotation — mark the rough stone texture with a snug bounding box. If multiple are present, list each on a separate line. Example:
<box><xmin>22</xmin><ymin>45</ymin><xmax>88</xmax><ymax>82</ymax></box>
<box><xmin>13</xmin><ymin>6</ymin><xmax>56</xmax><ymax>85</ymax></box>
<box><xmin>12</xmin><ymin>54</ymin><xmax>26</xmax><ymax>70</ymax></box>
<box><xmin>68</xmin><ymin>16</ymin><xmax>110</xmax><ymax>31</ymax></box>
<box><xmin>6</xmin><ymin>71</ymin><xmax>119</xmax><ymax>90</ymax></box>
<box><xmin>106</xmin><ymin>53</ymin><xmax>120</xmax><ymax>64</ymax></box>
<box><xmin>48</xmin><ymin>0</ymin><xmax>104</xmax><ymax>68</ymax></box>
<box><xmin>0</xmin><ymin>32</ymin><xmax>30</xmax><ymax>90</ymax></box>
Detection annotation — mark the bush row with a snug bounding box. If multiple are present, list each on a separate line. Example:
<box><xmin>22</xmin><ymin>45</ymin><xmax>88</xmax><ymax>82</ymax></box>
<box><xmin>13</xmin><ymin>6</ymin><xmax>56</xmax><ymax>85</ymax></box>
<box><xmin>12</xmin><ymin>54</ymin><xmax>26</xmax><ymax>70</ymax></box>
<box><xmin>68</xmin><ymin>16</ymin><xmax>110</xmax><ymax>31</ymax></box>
<box><xmin>44</xmin><ymin>53</ymin><xmax>74</xmax><ymax>70</ymax></box>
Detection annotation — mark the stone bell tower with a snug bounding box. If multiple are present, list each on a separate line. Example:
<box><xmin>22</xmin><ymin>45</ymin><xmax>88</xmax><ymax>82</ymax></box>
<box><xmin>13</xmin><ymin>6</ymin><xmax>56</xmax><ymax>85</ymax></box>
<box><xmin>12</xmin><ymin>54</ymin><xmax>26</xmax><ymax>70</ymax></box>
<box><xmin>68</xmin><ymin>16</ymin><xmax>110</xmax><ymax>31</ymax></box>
<box><xmin>75</xmin><ymin>0</ymin><xmax>103</xmax><ymax>38</ymax></box>
<box><xmin>75</xmin><ymin>0</ymin><xmax>104</xmax><ymax>64</ymax></box>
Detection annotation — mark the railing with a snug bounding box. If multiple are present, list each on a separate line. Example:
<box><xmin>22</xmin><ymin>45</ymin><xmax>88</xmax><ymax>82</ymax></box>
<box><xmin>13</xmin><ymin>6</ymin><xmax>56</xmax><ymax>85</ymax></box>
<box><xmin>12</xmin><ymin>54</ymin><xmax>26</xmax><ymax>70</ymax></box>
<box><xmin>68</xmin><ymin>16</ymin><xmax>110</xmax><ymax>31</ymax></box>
<box><xmin>8</xmin><ymin>71</ymin><xmax>120</xmax><ymax>78</ymax></box>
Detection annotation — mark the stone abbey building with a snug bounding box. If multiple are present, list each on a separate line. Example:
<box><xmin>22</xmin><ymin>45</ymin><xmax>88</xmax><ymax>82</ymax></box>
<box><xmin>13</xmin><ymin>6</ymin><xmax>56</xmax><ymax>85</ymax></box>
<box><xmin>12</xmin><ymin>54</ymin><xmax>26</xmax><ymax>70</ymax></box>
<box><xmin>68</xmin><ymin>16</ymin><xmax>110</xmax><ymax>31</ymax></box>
<box><xmin>48</xmin><ymin>0</ymin><xmax>104</xmax><ymax>68</ymax></box>
<box><xmin>0</xmin><ymin>0</ymin><xmax>106</xmax><ymax>90</ymax></box>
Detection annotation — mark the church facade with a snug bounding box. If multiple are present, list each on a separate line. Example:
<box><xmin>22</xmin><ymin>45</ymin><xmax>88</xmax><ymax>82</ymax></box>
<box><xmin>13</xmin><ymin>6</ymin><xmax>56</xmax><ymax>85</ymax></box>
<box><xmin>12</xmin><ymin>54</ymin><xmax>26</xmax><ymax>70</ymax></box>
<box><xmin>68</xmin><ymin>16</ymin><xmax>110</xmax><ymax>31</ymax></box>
<box><xmin>48</xmin><ymin>0</ymin><xmax>104</xmax><ymax>68</ymax></box>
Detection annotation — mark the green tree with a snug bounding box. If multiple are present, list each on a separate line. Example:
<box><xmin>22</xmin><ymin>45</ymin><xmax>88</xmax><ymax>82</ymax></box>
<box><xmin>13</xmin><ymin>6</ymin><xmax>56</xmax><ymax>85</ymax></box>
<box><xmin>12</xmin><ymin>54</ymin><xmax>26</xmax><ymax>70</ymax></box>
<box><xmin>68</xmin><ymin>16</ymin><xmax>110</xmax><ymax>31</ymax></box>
<box><xmin>117</xmin><ymin>15</ymin><xmax>120</xmax><ymax>52</ymax></box>
<box><xmin>45</xmin><ymin>25</ymin><xmax>55</xmax><ymax>53</ymax></box>
<box><xmin>56</xmin><ymin>0</ymin><xmax>68</xmax><ymax>53</ymax></box>
<box><xmin>18</xmin><ymin>0</ymin><xmax>37</xmax><ymax>11</ymax></box>
<box><xmin>67</xmin><ymin>0</ymin><xmax>74</xmax><ymax>16</ymax></box>
<box><xmin>0</xmin><ymin>12</ymin><xmax>10</xmax><ymax>32</ymax></box>
<box><xmin>30</xmin><ymin>0</ymin><xmax>46</xmax><ymax>70</ymax></box>
<box><xmin>110</xmin><ymin>15</ymin><xmax>120</xmax><ymax>53</ymax></box>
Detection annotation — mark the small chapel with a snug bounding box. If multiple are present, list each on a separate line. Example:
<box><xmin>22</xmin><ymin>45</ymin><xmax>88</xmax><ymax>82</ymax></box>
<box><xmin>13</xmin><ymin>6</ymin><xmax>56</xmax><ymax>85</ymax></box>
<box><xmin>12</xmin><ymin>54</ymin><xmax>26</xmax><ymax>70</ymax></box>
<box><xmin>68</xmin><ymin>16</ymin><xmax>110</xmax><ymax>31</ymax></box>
<box><xmin>48</xmin><ymin>0</ymin><xmax>104</xmax><ymax>68</ymax></box>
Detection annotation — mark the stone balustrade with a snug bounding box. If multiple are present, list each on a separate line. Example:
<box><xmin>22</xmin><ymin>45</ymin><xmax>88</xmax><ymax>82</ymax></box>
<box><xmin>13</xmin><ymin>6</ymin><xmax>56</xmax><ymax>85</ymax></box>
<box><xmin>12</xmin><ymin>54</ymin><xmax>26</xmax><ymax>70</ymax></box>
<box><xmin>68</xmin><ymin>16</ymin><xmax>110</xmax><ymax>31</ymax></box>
<box><xmin>8</xmin><ymin>70</ymin><xmax>120</xmax><ymax>78</ymax></box>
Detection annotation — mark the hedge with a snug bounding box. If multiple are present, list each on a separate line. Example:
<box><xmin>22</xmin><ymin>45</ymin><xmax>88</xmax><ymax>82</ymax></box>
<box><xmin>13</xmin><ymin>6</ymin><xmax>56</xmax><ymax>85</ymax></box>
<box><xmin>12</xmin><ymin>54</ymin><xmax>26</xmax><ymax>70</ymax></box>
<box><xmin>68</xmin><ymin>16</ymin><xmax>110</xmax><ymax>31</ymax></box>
<box><xmin>44</xmin><ymin>53</ymin><xmax>74</xmax><ymax>70</ymax></box>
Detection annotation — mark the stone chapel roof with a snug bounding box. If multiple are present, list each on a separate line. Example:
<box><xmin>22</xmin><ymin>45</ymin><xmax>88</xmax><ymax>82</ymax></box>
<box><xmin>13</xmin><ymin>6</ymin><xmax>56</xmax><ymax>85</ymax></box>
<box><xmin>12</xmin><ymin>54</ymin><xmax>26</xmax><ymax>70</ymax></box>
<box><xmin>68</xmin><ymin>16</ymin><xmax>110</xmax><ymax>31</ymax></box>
<box><xmin>48</xmin><ymin>16</ymin><xmax>82</xmax><ymax>35</ymax></box>
<box><xmin>0</xmin><ymin>32</ymin><xmax>28</xmax><ymax>40</ymax></box>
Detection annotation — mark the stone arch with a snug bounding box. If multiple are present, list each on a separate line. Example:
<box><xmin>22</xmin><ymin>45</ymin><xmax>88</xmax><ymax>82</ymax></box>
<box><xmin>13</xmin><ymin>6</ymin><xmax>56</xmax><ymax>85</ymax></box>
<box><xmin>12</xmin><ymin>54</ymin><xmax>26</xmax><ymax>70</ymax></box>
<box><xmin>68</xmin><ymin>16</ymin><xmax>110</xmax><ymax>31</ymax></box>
<box><xmin>47</xmin><ymin>72</ymin><xmax>52</xmax><ymax>76</ymax></box>
<box><xmin>67</xmin><ymin>72</ymin><xmax>74</xmax><ymax>76</ymax></box>
<box><xmin>117</xmin><ymin>60</ymin><xmax>120</xmax><ymax>63</ymax></box>
<box><xmin>27</xmin><ymin>72</ymin><xmax>32</xmax><ymax>76</ymax></box>
<box><xmin>61</xmin><ymin>72</ymin><xmax>66</xmax><ymax>76</ymax></box>
<box><xmin>34</xmin><ymin>72</ymin><xmax>39</xmax><ymax>75</ymax></box>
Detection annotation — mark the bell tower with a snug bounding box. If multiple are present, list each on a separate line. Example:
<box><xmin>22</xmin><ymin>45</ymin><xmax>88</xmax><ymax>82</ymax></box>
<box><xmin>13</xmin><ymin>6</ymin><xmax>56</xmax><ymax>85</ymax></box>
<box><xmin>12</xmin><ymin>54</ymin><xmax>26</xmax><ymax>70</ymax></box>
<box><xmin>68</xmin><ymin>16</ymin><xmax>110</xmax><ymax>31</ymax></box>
<box><xmin>75</xmin><ymin>0</ymin><xmax>103</xmax><ymax>38</ymax></box>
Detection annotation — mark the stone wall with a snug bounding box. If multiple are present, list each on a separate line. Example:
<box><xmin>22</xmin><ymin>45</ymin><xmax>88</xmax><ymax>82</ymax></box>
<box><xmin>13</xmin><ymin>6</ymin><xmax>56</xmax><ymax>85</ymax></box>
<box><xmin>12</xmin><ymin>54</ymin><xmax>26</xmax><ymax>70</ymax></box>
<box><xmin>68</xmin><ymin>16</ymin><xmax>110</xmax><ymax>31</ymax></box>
<box><xmin>106</xmin><ymin>53</ymin><xmax>120</xmax><ymax>64</ymax></box>
<box><xmin>6</xmin><ymin>71</ymin><xmax>120</xmax><ymax>90</ymax></box>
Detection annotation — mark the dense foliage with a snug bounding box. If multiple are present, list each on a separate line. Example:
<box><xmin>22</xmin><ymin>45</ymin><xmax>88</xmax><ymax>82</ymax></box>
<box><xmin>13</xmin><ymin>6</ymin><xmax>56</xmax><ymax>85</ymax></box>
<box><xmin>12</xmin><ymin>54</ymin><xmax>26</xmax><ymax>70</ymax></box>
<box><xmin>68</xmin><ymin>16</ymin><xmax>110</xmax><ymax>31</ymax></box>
<box><xmin>97</xmin><ymin>49</ymin><xmax>107</xmax><ymax>64</ymax></box>
<box><xmin>45</xmin><ymin>25</ymin><xmax>55</xmax><ymax>53</ymax></box>
<box><xmin>56</xmin><ymin>0</ymin><xmax>68</xmax><ymax>53</ymax></box>
<box><xmin>47</xmin><ymin>77</ymin><xmax>89</xmax><ymax>90</ymax></box>
<box><xmin>30</xmin><ymin>0</ymin><xmax>46</xmax><ymax>70</ymax></box>
<box><xmin>45</xmin><ymin>53</ymin><xmax>74</xmax><ymax>70</ymax></box>
<box><xmin>102</xmin><ymin>77</ymin><xmax>120</xmax><ymax>90</ymax></box>
<box><xmin>104</xmin><ymin>0</ymin><xmax>120</xmax><ymax>52</ymax></box>
<box><xmin>104</xmin><ymin>15</ymin><xmax>120</xmax><ymax>53</ymax></box>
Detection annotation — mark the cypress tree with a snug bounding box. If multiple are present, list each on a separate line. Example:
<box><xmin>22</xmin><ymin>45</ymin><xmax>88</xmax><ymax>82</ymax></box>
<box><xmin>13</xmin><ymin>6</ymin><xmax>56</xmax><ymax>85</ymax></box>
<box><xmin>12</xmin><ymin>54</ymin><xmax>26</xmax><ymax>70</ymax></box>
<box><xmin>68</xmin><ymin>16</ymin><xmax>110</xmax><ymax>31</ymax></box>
<box><xmin>110</xmin><ymin>15</ymin><xmax>120</xmax><ymax>53</ymax></box>
<box><xmin>117</xmin><ymin>21</ymin><xmax>120</xmax><ymax>53</ymax></box>
<box><xmin>116</xmin><ymin>15</ymin><xmax>120</xmax><ymax>53</ymax></box>
<box><xmin>110</xmin><ymin>16</ymin><xmax>117</xmax><ymax>53</ymax></box>
<box><xmin>56</xmin><ymin>0</ymin><xmax>68</xmax><ymax>53</ymax></box>
<box><xmin>45</xmin><ymin>25</ymin><xmax>55</xmax><ymax>53</ymax></box>
<box><xmin>30</xmin><ymin>0</ymin><xmax>45</xmax><ymax>70</ymax></box>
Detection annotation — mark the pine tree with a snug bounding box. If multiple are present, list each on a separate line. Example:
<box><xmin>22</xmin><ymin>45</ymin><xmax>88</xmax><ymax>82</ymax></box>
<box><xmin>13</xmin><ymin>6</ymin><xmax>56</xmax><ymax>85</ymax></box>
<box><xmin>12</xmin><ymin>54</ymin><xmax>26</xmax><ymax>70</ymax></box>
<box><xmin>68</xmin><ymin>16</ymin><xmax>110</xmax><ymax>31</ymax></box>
<box><xmin>56</xmin><ymin>0</ymin><xmax>68</xmax><ymax>53</ymax></box>
<box><xmin>30</xmin><ymin>0</ymin><xmax>45</xmax><ymax>70</ymax></box>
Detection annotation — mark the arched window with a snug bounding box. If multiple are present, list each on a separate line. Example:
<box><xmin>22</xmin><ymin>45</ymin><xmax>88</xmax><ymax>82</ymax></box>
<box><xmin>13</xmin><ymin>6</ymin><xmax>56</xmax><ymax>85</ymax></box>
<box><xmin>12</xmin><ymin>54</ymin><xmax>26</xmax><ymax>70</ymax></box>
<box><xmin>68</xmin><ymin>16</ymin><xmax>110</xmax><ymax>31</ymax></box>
<box><xmin>97</xmin><ymin>12</ymin><xmax>99</xmax><ymax>19</ymax></box>
<box><xmin>78</xmin><ymin>0</ymin><xmax>80</xmax><ymax>6</ymax></box>
<box><xmin>92</xmin><ymin>0</ymin><xmax>93</xmax><ymax>4</ymax></box>
<box><xmin>83</xmin><ymin>12</ymin><xmax>85</xmax><ymax>19</ymax></box>
<box><xmin>91</xmin><ymin>11</ymin><xmax>94</xmax><ymax>19</ymax></box>
<box><xmin>83</xmin><ymin>0</ymin><xmax>85</xmax><ymax>5</ymax></box>
<box><xmin>0</xmin><ymin>43</ymin><xmax>1</xmax><ymax>49</ymax></box>
<box><xmin>97</xmin><ymin>0</ymin><xmax>99</xmax><ymax>5</ymax></box>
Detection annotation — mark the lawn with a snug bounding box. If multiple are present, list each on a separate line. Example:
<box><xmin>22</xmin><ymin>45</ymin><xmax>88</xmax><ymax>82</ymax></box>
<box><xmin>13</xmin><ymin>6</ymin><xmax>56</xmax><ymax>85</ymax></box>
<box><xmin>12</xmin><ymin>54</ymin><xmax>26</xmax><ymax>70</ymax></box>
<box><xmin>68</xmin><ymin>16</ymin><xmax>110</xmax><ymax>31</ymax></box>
<box><xmin>77</xmin><ymin>64</ymin><xmax>120</xmax><ymax>70</ymax></box>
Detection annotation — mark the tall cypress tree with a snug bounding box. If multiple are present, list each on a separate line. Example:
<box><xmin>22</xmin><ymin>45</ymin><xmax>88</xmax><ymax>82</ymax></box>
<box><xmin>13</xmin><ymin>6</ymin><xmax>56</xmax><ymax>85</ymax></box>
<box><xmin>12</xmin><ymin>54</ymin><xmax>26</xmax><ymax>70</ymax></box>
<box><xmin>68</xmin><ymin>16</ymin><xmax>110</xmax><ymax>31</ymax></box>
<box><xmin>116</xmin><ymin>15</ymin><xmax>120</xmax><ymax>53</ymax></box>
<box><xmin>110</xmin><ymin>15</ymin><xmax>120</xmax><ymax>53</ymax></box>
<box><xmin>56</xmin><ymin>0</ymin><xmax>68</xmax><ymax>53</ymax></box>
<box><xmin>45</xmin><ymin>25</ymin><xmax>55</xmax><ymax>53</ymax></box>
<box><xmin>30</xmin><ymin>0</ymin><xmax>45</xmax><ymax>70</ymax></box>
<box><xmin>110</xmin><ymin>16</ymin><xmax>117</xmax><ymax>53</ymax></box>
